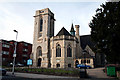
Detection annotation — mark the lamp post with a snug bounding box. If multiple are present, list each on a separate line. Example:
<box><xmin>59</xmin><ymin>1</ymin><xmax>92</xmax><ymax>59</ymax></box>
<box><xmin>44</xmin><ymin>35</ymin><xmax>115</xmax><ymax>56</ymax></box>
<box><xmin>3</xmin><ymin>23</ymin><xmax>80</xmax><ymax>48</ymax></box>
<box><xmin>12</xmin><ymin>30</ymin><xmax>18</xmax><ymax>75</ymax></box>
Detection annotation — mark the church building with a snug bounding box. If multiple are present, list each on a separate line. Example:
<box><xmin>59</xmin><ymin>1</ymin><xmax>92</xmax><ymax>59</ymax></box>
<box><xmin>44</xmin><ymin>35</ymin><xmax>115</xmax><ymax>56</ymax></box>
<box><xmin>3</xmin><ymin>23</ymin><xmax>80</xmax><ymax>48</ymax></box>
<box><xmin>31</xmin><ymin>8</ymin><xmax>95</xmax><ymax>68</ymax></box>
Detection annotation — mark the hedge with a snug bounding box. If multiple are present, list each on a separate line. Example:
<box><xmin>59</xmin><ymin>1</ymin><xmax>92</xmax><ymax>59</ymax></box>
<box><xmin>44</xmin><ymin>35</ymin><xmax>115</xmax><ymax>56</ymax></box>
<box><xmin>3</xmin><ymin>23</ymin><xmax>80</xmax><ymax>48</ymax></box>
<box><xmin>6</xmin><ymin>67</ymin><xmax>80</xmax><ymax>77</ymax></box>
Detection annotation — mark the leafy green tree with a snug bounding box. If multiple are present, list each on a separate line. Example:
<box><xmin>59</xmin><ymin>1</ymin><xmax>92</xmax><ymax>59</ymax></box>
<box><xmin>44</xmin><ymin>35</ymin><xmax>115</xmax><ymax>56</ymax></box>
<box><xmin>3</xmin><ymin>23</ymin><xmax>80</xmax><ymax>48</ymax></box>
<box><xmin>89</xmin><ymin>2</ymin><xmax>120</xmax><ymax>64</ymax></box>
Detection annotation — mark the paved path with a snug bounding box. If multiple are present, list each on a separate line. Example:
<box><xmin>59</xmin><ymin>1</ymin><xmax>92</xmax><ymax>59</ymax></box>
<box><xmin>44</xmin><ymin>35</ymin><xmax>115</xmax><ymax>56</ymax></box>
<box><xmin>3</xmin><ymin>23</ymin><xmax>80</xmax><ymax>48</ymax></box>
<box><xmin>87</xmin><ymin>67</ymin><xmax>115</xmax><ymax>79</ymax></box>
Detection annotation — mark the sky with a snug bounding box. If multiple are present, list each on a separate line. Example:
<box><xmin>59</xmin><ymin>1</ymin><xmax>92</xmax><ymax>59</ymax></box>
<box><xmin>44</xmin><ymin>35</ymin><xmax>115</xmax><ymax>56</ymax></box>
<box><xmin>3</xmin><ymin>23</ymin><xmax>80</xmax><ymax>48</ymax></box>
<box><xmin>0</xmin><ymin>0</ymin><xmax>107</xmax><ymax>44</ymax></box>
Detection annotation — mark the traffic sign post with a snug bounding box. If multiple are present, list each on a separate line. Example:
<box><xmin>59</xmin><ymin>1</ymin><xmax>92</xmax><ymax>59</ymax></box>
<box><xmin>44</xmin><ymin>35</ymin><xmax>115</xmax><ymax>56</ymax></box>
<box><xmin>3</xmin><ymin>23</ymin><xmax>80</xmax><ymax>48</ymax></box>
<box><xmin>27</xmin><ymin>59</ymin><xmax>32</xmax><ymax>68</ymax></box>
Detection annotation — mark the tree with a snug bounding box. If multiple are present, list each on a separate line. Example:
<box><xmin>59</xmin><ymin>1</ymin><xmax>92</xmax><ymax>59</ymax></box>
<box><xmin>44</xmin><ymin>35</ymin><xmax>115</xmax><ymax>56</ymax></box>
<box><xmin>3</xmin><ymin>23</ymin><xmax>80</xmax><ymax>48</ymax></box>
<box><xmin>89</xmin><ymin>2</ymin><xmax>120</xmax><ymax>64</ymax></box>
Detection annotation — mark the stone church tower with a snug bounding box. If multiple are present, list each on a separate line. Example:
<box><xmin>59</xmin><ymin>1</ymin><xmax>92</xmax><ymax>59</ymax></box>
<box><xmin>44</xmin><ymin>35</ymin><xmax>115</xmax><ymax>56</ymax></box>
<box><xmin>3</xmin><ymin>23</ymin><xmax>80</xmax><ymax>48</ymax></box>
<box><xmin>32</xmin><ymin>8</ymin><xmax>55</xmax><ymax>67</ymax></box>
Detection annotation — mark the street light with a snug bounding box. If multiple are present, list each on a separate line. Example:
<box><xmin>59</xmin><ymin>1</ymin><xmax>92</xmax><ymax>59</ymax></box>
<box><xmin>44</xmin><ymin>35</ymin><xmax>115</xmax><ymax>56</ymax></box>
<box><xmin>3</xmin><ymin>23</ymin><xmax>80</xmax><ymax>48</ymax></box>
<box><xmin>12</xmin><ymin>30</ymin><xmax>18</xmax><ymax>75</ymax></box>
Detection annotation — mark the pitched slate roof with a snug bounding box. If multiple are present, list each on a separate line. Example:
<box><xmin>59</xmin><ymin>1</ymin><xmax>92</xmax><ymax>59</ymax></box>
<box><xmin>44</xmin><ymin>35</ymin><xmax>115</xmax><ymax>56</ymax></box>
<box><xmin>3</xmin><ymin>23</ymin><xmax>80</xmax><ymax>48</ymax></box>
<box><xmin>56</xmin><ymin>27</ymin><xmax>72</xmax><ymax>36</ymax></box>
<box><xmin>79</xmin><ymin>53</ymin><xmax>93</xmax><ymax>58</ymax></box>
<box><xmin>80</xmin><ymin>35</ymin><xmax>95</xmax><ymax>49</ymax></box>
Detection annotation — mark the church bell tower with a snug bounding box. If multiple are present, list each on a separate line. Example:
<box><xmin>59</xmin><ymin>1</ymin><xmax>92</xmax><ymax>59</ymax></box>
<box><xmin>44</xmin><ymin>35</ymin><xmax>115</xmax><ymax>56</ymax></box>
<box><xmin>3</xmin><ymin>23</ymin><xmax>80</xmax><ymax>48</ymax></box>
<box><xmin>32</xmin><ymin>8</ymin><xmax>55</xmax><ymax>68</ymax></box>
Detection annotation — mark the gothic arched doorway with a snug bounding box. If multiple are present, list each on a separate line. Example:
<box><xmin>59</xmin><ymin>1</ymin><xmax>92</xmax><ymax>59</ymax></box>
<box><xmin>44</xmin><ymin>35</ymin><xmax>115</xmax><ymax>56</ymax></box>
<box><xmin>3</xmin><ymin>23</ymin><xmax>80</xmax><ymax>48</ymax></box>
<box><xmin>75</xmin><ymin>60</ymin><xmax>79</xmax><ymax>68</ymax></box>
<box><xmin>38</xmin><ymin>58</ymin><xmax>42</xmax><ymax>67</ymax></box>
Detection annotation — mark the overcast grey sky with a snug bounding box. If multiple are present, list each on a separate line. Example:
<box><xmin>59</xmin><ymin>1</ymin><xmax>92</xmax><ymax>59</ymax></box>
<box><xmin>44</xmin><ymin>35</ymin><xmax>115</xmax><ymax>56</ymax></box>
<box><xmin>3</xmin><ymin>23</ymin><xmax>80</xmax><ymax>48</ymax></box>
<box><xmin>0</xmin><ymin>0</ymin><xmax>106</xmax><ymax>44</ymax></box>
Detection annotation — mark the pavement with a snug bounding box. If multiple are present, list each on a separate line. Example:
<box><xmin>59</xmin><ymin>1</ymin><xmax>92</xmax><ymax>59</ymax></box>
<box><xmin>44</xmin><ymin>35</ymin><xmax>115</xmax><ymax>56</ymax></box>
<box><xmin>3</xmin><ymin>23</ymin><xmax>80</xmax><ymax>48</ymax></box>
<box><xmin>1</xmin><ymin>72</ymin><xmax>80</xmax><ymax>80</ymax></box>
<box><xmin>87</xmin><ymin>67</ymin><xmax>117</xmax><ymax>79</ymax></box>
<box><xmin>6</xmin><ymin>72</ymin><xmax>79</xmax><ymax>79</ymax></box>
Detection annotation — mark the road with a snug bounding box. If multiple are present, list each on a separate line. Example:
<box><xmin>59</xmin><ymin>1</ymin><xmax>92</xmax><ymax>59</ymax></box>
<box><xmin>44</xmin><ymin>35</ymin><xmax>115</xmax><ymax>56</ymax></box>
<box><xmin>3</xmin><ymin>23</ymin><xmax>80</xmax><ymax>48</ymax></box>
<box><xmin>1</xmin><ymin>67</ymin><xmax>117</xmax><ymax>80</ymax></box>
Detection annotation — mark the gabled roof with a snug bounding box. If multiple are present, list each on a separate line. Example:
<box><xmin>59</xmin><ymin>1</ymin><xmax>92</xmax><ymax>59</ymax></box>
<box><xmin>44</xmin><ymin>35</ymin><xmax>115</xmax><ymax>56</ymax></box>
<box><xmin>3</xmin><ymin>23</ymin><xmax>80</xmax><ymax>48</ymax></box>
<box><xmin>56</xmin><ymin>27</ymin><xmax>72</xmax><ymax>36</ymax></box>
<box><xmin>80</xmin><ymin>35</ymin><xmax>95</xmax><ymax>49</ymax></box>
<box><xmin>79</xmin><ymin>53</ymin><xmax>93</xmax><ymax>58</ymax></box>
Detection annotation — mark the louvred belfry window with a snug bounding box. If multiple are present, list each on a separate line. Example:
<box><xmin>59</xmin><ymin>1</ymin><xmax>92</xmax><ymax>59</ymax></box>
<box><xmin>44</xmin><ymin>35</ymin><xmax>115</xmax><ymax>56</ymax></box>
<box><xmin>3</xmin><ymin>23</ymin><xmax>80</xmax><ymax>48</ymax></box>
<box><xmin>40</xmin><ymin>18</ymin><xmax>43</xmax><ymax>32</ymax></box>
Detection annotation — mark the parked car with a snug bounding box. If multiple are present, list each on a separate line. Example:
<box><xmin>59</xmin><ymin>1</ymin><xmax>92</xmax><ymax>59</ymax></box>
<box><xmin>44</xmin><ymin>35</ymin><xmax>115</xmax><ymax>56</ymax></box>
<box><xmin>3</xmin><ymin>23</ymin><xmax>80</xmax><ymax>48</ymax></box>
<box><xmin>16</xmin><ymin>63</ymin><xmax>24</xmax><ymax>67</ymax></box>
<box><xmin>77</xmin><ymin>64</ymin><xmax>92</xmax><ymax>69</ymax></box>
<box><xmin>8</xmin><ymin>62</ymin><xmax>24</xmax><ymax>67</ymax></box>
<box><xmin>0</xmin><ymin>68</ymin><xmax>7</xmax><ymax>76</ymax></box>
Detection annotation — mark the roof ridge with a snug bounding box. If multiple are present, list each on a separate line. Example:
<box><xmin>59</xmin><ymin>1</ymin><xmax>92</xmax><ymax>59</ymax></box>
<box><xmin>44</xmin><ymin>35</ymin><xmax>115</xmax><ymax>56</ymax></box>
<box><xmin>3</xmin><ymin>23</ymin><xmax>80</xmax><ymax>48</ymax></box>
<box><xmin>56</xmin><ymin>27</ymin><xmax>72</xmax><ymax>36</ymax></box>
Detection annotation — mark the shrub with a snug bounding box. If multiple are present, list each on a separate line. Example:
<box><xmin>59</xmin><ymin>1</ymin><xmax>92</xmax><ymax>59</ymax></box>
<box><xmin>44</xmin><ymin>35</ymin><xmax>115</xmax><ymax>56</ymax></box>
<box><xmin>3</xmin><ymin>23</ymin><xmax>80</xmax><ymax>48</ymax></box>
<box><xmin>5</xmin><ymin>67</ymin><xmax>79</xmax><ymax>77</ymax></box>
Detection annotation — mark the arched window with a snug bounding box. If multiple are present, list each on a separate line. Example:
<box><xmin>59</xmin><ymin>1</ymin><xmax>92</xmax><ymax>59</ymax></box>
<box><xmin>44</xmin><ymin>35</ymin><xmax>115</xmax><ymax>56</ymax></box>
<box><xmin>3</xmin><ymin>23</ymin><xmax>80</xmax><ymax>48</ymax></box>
<box><xmin>68</xmin><ymin>64</ymin><xmax>71</xmax><ymax>68</ymax></box>
<box><xmin>81</xmin><ymin>60</ymin><xmax>84</xmax><ymax>64</ymax></box>
<box><xmin>56</xmin><ymin>63</ymin><xmax>60</xmax><ymax>68</ymax></box>
<box><xmin>87</xmin><ymin>60</ymin><xmax>90</xmax><ymax>64</ymax></box>
<box><xmin>56</xmin><ymin>44</ymin><xmax>61</xmax><ymax>57</ymax></box>
<box><xmin>67</xmin><ymin>44</ymin><xmax>72</xmax><ymax>57</ymax></box>
<box><xmin>37</xmin><ymin>46</ymin><xmax>42</xmax><ymax>56</ymax></box>
<box><xmin>75</xmin><ymin>60</ymin><xmax>79</xmax><ymax>68</ymax></box>
<box><xmin>40</xmin><ymin>18</ymin><xmax>43</xmax><ymax>32</ymax></box>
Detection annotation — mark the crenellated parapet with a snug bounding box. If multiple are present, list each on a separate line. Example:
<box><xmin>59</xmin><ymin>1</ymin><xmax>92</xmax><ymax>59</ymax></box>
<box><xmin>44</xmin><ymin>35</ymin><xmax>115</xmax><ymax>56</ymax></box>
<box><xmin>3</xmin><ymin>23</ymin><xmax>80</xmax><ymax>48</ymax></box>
<box><xmin>50</xmin><ymin>35</ymin><xmax>78</xmax><ymax>42</ymax></box>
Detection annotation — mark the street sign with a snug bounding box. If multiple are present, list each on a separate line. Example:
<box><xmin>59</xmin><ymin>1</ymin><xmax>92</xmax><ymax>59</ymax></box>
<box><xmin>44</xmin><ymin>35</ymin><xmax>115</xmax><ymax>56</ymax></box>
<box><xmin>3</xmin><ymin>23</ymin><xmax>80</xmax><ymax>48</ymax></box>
<box><xmin>27</xmin><ymin>59</ymin><xmax>32</xmax><ymax>66</ymax></box>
